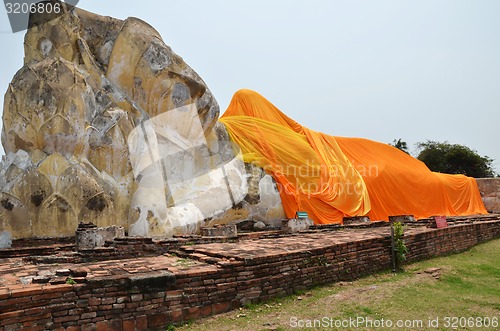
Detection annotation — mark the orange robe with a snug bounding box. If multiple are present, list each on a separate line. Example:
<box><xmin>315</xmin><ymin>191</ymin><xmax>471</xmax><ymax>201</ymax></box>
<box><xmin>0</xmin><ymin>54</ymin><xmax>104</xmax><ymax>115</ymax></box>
<box><xmin>220</xmin><ymin>89</ymin><xmax>487</xmax><ymax>223</ymax></box>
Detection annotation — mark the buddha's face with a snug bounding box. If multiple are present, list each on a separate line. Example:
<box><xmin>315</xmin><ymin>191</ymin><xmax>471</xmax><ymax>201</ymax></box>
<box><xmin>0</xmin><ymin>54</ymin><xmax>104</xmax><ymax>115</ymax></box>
<box><xmin>98</xmin><ymin>16</ymin><xmax>220</xmax><ymax>134</ymax></box>
<box><xmin>1</xmin><ymin>6</ymin><xmax>248</xmax><ymax>239</ymax></box>
<box><xmin>23</xmin><ymin>7</ymin><xmax>220</xmax><ymax>133</ymax></box>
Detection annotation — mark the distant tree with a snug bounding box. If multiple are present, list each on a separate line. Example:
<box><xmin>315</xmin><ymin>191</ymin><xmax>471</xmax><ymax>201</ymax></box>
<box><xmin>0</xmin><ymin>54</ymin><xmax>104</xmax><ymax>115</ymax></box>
<box><xmin>390</xmin><ymin>138</ymin><xmax>410</xmax><ymax>154</ymax></box>
<box><xmin>416</xmin><ymin>140</ymin><xmax>496</xmax><ymax>178</ymax></box>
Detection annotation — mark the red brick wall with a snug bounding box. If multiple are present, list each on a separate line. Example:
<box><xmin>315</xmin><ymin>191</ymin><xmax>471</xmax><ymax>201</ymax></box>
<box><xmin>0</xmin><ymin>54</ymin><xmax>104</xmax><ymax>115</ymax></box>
<box><xmin>0</xmin><ymin>220</ymin><xmax>499</xmax><ymax>331</ymax></box>
<box><xmin>405</xmin><ymin>220</ymin><xmax>500</xmax><ymax>260</ymax></box>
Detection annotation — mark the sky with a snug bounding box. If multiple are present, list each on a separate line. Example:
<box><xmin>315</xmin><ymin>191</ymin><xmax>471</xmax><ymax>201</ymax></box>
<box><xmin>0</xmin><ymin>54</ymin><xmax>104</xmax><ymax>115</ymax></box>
<box><xmin>0</xmin><ymin>0</ymin><xmax>499</xmax><ymax>171</ymax></box>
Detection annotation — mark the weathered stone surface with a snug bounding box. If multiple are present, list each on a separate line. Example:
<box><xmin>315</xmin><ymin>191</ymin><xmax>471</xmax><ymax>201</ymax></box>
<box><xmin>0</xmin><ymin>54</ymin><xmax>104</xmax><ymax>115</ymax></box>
<box><xmin>281</xmin><ymin>218</ymin><xmax>314</xmax><ymax>233</ymax></box>
<box><xmin>201</xmin><ymin>225</ymin><xmax>237</xmax><ymax>238</ymax></box>
<box><xmin>0</xmin><ymin>3</ymin><xmax>284</xmax><ymax>238</ymax></box>
<box><xmin>388</xmin><ymin>215</ymin><xmax>416</xmax><ymax>223</ymax></box>
<box><xmin>253</xmin><ymin>221</ymin><xmax>267</xmax><ymax>230</ymax></box>
<box><xmin>424</xmin><ymin>267</ymin><xmax>442</xmax><ymax>274</ymax></box>
<box><xmin>75</xmin><ymin>223</ymin><xmax>125</xmax><ymax>250</ymax></box>
<box><xmin>343</xmin><ymin>216</ymin><xmax>370</xmax><ymax>225</ymax></box>
<box><xmin>206</xmin><ymin>164</ymin><xmax>285</xmax><ymax>228</ymax></box>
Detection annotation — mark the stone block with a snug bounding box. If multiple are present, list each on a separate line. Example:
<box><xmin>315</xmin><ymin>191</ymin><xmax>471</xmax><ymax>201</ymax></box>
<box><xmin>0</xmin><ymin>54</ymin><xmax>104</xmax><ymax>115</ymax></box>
<box><xmin>0</xmin><ymin>231</ymin><xmax>12</xmax><ymax>249</ymax></box>
<box><xmin>476</xmin><ymin>178</ymin><xmax>500</xmax><ymax>212</ymax></box>
<box><xmin>76</xmin><ymin>223</ymin><xmax>125</xmax><ymax>250</ymax></box>
<box><xmin>134</xmin><ymin>315</ymin><xmax>148</xmax><ymax>330</ymax></box>
<box><xmin>388</xmin><ymin>215</ymin><xmax>416</xmax><ymax>223</ymax></box>
<box><xmin>481</xmin><ymin>197</ymin><xmax>500</xmax><ymax>213</ymax></box>
<box><xmin>201</xmin><ymin>225</ymin><xmax>237</xmax><ymax>238</ymax></box>
<box><xmin>128</xmin><ymin>271</ymin><xmax>176</xmax><ymax>290</ymax></box>
<box><xmin>122</xmin><ymin>318</ymin><xmax>135</xmax><ymax>331</ymax></box>
<box><xmin>476</xmin><ymin>178</ymin><xmax>500</xmax><ymax>197</ymax></box>
<box><xmin>342</xmin><ymin>216</ymin><xmax>370</xmax><ymax>225</ymax></box>
<box><xmin>56</xmin><ymin>269</ymin><xmax>71</xmax><ymax>276</ymax></box>
<box><xmin>69</xmin><ymin>268</ymin><xmax>88</xmax><ymax>278</ymax></box>
<box><xmin>253</xmin><ymin>221</ymin><xmax>267</xmax><ymax>230</ymax></box>
<box><xmin>281</xmin><ymin>218</ymin><xmax>313</xmax><ymax>233</ymax></box>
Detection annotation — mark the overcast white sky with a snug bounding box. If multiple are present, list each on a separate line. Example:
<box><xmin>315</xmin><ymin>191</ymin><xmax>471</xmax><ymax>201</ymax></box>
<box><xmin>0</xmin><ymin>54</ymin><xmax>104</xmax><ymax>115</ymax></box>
<box><xmin>1</xmin><ymin>0</ymin><xmax>499</xmax><ymax>171</ymax></box>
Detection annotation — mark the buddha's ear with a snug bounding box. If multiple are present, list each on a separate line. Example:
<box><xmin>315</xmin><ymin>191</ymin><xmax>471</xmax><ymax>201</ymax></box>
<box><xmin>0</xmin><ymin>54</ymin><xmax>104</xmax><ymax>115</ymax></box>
<box><xmin>167</xmin><ymin>71</ymin><xmax>207</xmax><ymax>100</ymax></box>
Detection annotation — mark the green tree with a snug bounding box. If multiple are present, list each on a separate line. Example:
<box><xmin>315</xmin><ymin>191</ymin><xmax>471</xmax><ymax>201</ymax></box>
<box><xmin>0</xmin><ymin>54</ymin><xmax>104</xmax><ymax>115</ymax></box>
<box><xmin>416</xmin><ymin>140</ymin><xmax>496</xmax><ymax>178</ymax></box>
<box><xmin>390</xmin><ymin>138</ymin><xmax>409</xmax><ymax>154</ymax></box>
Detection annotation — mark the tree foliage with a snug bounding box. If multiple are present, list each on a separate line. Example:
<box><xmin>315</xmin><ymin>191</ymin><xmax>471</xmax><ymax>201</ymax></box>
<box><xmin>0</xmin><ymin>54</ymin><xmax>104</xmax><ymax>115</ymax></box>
<box><xmin>390</xmin><ymin>138</ymin><xmax>410</xmax><ymax>154</ymax></box>
<box><xmin>416</xmin><ymin>140</ymin><xmax>496</xmax><ymax>178</ymax></box>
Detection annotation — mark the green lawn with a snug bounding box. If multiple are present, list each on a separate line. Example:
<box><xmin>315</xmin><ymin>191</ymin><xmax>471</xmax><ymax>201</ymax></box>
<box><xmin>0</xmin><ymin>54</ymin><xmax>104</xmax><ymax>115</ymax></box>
<box><xmin>175</xmin><ymin>238</ymin><xmax>500</xmax><ymax>331</ymax></box>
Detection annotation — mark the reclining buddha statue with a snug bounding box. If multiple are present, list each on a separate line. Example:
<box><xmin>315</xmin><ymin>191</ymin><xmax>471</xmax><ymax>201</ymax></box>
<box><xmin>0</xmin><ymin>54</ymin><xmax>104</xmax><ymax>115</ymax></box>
<box><xmin>0</xmin><ymin>3</ymin><xmax>486</xmax><ymax>239</ymax></box>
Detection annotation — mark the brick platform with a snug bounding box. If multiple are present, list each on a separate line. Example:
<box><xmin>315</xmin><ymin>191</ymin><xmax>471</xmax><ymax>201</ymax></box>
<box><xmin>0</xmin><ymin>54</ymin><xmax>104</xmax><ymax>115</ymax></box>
<box><xmin>0</xmin><ymin>216</ymin><xmax>499</xmax><ymax>330</ymax></box>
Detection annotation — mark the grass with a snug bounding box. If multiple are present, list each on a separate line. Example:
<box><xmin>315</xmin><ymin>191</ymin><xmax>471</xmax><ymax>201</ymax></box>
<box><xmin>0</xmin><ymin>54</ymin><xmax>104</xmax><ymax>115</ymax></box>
<box><xmin>175</xmin><ymin>239</ymin><xmax>500</xmax><ymax>330</ymax></box>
